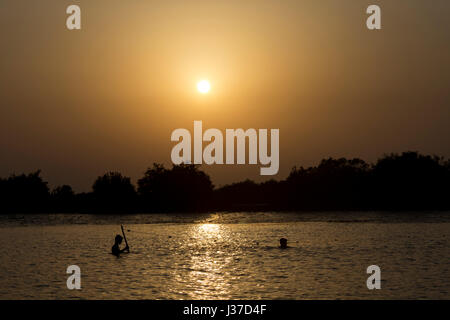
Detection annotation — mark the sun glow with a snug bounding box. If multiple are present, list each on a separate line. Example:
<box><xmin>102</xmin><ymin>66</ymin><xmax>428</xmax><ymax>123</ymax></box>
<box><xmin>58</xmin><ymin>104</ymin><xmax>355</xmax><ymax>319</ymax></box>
<box><xmin>197</xmin><ymin>80</ymin><xmax>211</xmax><ymax>94</ymax></box>
<box><xmin>199</xmin><ymin>223</ymin><xmax>220</xmax><ymax>234</ymax></box>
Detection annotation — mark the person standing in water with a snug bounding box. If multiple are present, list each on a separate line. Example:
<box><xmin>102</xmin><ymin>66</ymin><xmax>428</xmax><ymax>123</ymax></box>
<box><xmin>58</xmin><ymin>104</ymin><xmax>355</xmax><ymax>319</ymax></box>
<box><xmin>279</xmin><ymin>238</ymin><xmax>288</xmax><ymax>249</ymax></box>
<box><xmin>112</xmin><ymin>234</ymin><xmax>129</xmax><ymax>257</ymax></box>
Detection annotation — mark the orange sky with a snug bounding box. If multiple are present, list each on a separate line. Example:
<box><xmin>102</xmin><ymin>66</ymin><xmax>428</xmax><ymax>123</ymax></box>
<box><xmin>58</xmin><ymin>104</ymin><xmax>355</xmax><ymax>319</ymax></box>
<box><xmin>1</xmin><ymin>0</ymin><xmax>449</xmax><ymax>191</ymax></box>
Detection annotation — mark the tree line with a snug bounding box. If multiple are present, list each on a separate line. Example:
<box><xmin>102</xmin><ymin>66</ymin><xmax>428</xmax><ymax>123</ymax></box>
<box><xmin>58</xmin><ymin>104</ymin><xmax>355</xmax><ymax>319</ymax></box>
<box><xmin>1</xmin><ymin>151</ymin><xmax>449</xmax><ymax>213</ymax></box>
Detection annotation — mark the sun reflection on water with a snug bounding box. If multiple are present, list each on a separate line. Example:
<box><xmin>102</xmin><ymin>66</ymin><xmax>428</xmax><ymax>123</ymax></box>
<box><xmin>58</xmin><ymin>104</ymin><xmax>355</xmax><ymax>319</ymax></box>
<box><xmin>198</xmin><ymin>223</ymin><xmax>221</xmax><ymax>237</ymax></box>
<box><xmin>180</xmin><ymin>223</ymin><xmax>233</xmax><ymax>299</ymax></box>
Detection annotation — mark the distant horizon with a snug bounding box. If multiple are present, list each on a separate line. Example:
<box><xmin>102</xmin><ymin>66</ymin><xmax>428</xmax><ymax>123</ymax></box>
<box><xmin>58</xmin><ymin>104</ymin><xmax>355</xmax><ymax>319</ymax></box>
<box><xmin>1</xmin><ymin>149</ymin><xmax>449</xmax><ymax>193</ymax></box>
<box><xmin>0</xmin><ymin>150</ymin><xmax>450</xmax><ymax>198</ymax></box>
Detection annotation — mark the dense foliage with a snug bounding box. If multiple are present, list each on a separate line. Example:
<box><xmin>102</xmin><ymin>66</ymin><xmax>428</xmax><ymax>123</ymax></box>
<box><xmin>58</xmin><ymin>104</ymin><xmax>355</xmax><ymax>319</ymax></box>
<box><xmin>1</xmin><ymin>152</ymin><xmax>449</xmax><ymax>213</ymax></box>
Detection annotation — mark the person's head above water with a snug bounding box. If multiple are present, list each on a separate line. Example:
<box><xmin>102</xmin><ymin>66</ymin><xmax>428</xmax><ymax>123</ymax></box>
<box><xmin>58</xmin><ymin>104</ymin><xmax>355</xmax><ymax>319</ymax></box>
<box><xmin>115</xmin><ymin>234</ymin><xmax>123</xmax><ymax>245</ymax></box>
<box><xmin>280</xmin><ymin>238</ymin><xmax>288</xmax><ymax>249</ymax></box>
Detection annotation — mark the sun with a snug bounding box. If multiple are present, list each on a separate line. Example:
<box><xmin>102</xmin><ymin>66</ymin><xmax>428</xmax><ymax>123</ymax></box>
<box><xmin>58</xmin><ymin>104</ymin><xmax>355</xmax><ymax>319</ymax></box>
<box><xmin>197</xmin><ymin>80</ymin><xmax>211</xmax><ymax>94</ymax></box>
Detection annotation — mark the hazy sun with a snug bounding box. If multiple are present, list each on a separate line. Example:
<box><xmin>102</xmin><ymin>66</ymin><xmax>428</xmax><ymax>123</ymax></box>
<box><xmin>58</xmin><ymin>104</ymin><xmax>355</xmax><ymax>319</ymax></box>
<box><xmin>197</xmin><ymin>80</ymin><xmax>211</xmax><ymax>94</ymax></box>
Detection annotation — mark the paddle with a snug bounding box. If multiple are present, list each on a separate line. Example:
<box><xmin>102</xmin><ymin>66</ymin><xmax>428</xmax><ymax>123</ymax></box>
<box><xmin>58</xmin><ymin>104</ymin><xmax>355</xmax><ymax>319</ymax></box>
<box><xmin>121</xmin><ymin>225</ymin><xmax>130</xmax><ymax>253</ymax></box>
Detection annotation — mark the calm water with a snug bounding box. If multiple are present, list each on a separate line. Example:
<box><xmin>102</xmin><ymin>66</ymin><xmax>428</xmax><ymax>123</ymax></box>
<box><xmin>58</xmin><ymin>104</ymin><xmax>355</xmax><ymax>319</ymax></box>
<box><xmin>0</xmin><ymin>212</ymin><xmax>449</xmax><ymax>299</ymax></box>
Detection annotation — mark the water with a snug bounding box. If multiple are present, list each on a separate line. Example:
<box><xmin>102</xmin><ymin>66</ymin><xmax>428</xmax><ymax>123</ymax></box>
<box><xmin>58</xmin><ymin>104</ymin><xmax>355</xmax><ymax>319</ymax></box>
<box><xmin>0</xmin><ymin>212</ymin><xmax>449</xmax><ymax>299</ymax></box>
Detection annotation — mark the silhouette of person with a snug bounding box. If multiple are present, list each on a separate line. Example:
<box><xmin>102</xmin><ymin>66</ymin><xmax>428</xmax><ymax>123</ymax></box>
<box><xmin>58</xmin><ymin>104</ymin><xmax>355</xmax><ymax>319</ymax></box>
<box><xmin>112</xmin><ymin>234</ymin><xmax>129</xmax><ymax>256</ymax></box>
<box><xmin>279</xmin><ymin>238</ymin><xmax>288</xmax><ymax>249</ymax></box>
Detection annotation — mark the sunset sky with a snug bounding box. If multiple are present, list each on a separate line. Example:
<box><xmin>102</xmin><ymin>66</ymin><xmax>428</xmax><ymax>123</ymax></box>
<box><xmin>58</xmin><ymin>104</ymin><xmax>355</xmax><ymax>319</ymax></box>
<box><xmin>1</xmin><ymin>0</ymin><xmax>449</xmax><ymax>191</ymax></box>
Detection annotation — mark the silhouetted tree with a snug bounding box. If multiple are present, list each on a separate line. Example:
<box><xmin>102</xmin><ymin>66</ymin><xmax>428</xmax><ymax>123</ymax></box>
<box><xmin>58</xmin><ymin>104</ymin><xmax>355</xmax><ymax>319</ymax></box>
<box><xmin>138</xmin><ymin>164</ymin><xmax>213</xmax><ymax>212</ymax></box>
<box><xmin>0</xmin><ymin>170</ymin><xmax>49</xmax><ymax>213</ymax></box>
<box><xmin>372</xmin><ymin>152</ymin><xmax>448</xmax><ymax>210</ymax></box>
<box><xmin>285</xmin><ymin>158</ymin><xmax>370</xmax><ymax>210</ymax></box>
<box><xmin>1</xmin><ymin>151</ymin><xmax>449</xmax><ymax>213</ymax></box>
<box><xmin>51</xmin><ymin>185</ymin><xmax>75</xmax><ymax>212</ymax></box>
<box><xmin>214</xmin><ymin>179</ymin><xmax>258</xmax><ymax>210</ymax></box>
<box><xmin>92</xmin><ymin>172</ymin><xmax>137</xmax><ymax>212</ymax></box>
<box><xmin>213</xmin><ymin>179</ymin><xmax>285</xmax><ymax>210</ymax></box>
